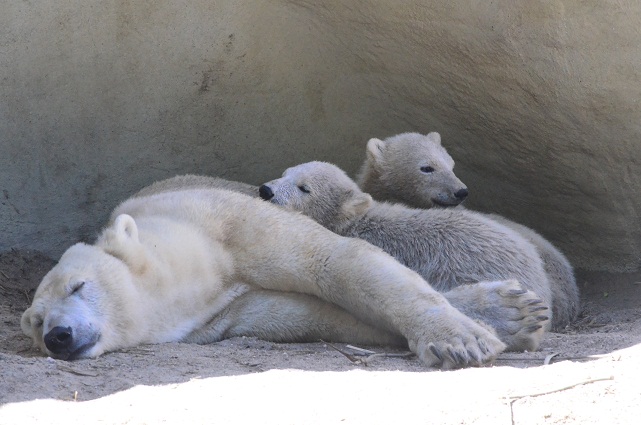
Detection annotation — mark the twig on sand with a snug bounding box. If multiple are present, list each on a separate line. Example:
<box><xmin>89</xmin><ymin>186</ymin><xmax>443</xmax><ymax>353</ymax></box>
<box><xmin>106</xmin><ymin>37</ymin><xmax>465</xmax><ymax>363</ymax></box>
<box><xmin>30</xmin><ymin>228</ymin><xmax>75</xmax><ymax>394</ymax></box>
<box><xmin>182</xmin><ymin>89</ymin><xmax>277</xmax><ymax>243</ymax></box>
<box><xmin>345</xmin><ymin>344</ymin><xmax>376</xmax><ymax>354</ymax></box>
<box><xmin>506</xmin><ymin>376</ymin><xmax>614</xmax><ymax>425</ymax></box>
<box><xmin>543</xmin><ymin>352</ymin><xmax>560</xmax><ymax>365</ymax></box>
<box><xmin>321</xmin><ymin>340</ymin><xmax>361</xmax><ymax>363</ymax></box>
<box><xmin>508</xmin><ymin>376</ymin><xmax>614</xmax><ymax>400</ymax></box>
<box><xmin>321</xmin><ymin>340</ymin><xmax>414</xmax><ymax>366</ymax></box>
<box><xmin>495</xmin><ymin>352</ymin><xmax>612</xmax><ymax>364</ymax></box>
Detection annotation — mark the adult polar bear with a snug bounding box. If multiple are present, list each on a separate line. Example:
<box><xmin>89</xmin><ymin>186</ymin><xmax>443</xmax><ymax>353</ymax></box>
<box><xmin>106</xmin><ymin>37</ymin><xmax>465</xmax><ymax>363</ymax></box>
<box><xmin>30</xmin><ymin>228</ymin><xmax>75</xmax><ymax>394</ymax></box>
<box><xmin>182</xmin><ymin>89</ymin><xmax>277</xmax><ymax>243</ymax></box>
<box><xmin>356</xmin><ymin>132</ymin><xmax>580</xmax><ymax>330</ymax></box>
<box><xmin>21</xmin><ymin>179</ymin><xmax>507</xmax><ymax>369</ymax></box>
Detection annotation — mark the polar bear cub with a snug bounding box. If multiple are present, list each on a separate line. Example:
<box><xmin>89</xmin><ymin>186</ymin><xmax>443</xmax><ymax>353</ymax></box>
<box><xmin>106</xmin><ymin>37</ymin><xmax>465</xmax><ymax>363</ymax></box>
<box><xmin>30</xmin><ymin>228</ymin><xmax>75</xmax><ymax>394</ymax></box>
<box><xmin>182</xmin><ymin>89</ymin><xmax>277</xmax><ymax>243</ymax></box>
<box><xmin>22</xmin><ymin>178</ymin><xmax>508</xmax><ymax>368</ymax></box>
<box><xmin>260</xmin><ymin>162</ymin><xmax>551</xmax><ymax>351</ymax></box>
<box><xmin>357</xmin><ymin>132</ymin><xmax>469</xmax><ymax>207</ymax></box>
<box><xmin>356</xmin><ymin>132</ymin><xmax>579</xmax><ymax>330</ymax></box>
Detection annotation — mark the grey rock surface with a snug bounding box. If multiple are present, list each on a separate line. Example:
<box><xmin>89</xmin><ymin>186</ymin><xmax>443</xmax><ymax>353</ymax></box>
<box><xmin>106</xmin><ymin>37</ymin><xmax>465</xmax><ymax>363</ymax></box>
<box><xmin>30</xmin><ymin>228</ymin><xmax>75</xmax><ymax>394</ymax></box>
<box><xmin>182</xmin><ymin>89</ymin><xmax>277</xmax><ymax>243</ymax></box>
<box><xmin>1</xmin><ymin>1</ymin><xmax>639</xmax><ymax>272</ymax></box>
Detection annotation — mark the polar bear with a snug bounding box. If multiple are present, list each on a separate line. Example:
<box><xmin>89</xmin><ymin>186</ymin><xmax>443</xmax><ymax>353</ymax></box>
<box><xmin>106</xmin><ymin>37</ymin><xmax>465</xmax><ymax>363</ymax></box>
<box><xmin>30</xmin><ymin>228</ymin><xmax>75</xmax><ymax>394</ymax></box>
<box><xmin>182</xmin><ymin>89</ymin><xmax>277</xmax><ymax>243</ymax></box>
<box><xmin>259</xmin><ymin>162</ymin><xmax>551</xmax><ymax>351</ymax></box>
<box><xmin>357</xmin><ymin>132</ymin><xmax>469</xmax><ymax>208</ymax></box>
<box><xmin>21</xmin><ymin>179</ymin><xmax>510</xmax><ymax>369</ymax></box>
<box><xmin>139</xmin><ymin>175</ymin><xmax>546</xmax><ymax>351</ymax></box>
<box><xmin>356</xmin><ymin>132</ymin><xmax>580</xmax><ymax>330</ymax></box>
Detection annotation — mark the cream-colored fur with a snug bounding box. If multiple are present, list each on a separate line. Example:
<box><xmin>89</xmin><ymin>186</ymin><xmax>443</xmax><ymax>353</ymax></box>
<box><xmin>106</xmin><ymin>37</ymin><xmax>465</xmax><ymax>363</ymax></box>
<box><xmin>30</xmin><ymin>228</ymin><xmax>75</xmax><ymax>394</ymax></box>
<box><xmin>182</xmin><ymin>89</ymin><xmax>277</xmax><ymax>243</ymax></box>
<box><xmin>484</xmin><ymin>214</ymin><xmax>579</xmax><ymax>330</ymax></box>
<box><xmin>357</xmin><ymin>132</ymin><xmax>469</xmax><ymax>207</ymax></box>
<box><xmin>22</xmin><ymin>179</ymin><xmax>508</xmax><ymax>368</ymax></box>
<box><xmin>133</xmin><ymin>174</ymin><xmax>257</xmax><ymax>198</ymax></box>
<box><xmin>356</xmin><ymin>132</ymin><xmax>579</xmax><ymax>330</ymax></box>
<box><xmin>261</xmin><ymin>162</ymin><xmax>551</xmax><ymax>351</ymax></box>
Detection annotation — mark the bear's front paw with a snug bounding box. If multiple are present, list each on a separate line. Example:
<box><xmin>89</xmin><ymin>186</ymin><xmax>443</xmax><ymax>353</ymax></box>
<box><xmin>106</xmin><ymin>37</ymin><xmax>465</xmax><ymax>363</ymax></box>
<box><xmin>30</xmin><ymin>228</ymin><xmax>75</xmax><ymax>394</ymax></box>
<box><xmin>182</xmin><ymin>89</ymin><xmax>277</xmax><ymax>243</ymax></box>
<box><xmin>408</xmin><ymin>320</ymin><xmax>506</xmax><ymax>369</ymax></box>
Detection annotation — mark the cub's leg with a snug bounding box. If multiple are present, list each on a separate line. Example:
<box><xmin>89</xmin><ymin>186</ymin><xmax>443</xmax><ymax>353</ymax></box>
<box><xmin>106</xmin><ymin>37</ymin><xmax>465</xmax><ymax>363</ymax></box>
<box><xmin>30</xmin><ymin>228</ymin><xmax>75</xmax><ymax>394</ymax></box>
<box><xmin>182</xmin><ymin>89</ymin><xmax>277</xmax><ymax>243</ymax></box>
<box><xmin>183</xmin><ymin>289</ymin><xmax>407</xmax><ymax>347</ymax></box>
<box><xmin>442</xmin><ymin>280</ymin><xmax>549</xmax><ymax>352</ymax></box>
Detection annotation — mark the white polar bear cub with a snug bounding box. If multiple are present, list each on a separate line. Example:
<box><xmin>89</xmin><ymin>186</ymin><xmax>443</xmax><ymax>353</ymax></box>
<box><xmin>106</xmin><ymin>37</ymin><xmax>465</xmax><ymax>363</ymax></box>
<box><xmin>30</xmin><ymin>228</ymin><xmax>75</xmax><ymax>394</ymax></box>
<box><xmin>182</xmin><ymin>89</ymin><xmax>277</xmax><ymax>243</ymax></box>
<box><xmin>356</xmin><ymin>132</ymin><xmax>580</xmax><ymax>330</ymax></box>
<box><xmin>260</xmin><ymin>162</ymin><xmax>551</xmax><ymax>351</ymax></box>
<box><xmin>21</xmin><ymin>178</ymin><xmax>509</xmax><ymax>369</ymax></box>
<box><xmin>357</xmin><ymin>132</ymin><xmax>469</xmax><ymax>207</ymax></box>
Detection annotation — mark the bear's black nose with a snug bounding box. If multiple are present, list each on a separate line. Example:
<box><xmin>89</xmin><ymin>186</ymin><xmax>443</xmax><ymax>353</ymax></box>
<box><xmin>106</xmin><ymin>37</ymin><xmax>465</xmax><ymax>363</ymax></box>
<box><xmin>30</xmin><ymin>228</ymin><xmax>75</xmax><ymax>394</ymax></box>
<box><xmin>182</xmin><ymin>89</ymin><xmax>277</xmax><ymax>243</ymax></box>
<box><xmin>44</xmin><ymin>326</ymin><xmax>73</xmax><ymax>354</ymax></box>
<box><xmin>454</xmin><ymin>188</ymin><xmax>469</xmax><ymax>200</ymax></box>
<box><xmin>259</xmin><ymin>185</ymin><xmax>274</xmax><ymax>200</ymax></box>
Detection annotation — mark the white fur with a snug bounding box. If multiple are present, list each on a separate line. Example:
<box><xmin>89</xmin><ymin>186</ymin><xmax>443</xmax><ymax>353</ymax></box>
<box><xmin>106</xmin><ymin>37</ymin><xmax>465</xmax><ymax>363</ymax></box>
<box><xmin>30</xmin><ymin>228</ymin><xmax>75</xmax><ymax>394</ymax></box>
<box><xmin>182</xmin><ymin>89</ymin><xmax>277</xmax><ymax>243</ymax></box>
<box><xmin>356</xmin><ymin>132</ymin><xmax>579</xmax><ymax>330</ymax></box>
<box><xmin>357</xmin><ymin>132</ymin><xmax>468</xmax><ymax>207</ymax></box>
<box><xmin>22</xmin><ymin>178</ymin><xmax>508</xmax><ymax>368</ymax></box>
<box><xmin>262</xmin><ymin>162</ymin><xmax>552</xmax><ymax>351</ymax></box>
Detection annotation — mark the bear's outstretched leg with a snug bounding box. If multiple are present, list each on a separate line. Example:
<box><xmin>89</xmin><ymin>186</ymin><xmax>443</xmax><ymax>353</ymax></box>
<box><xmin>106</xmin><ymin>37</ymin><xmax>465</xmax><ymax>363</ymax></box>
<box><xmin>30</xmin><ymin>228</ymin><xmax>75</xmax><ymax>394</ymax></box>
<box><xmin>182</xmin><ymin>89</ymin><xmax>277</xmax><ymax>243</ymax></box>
<box><xmin>183</xmin><ymin>289</ymin><xmax>407</xmax><ymax>347</ymax></box>
<box><xmin>112</xmin><ymin>189</ymin><xmax>506</xmax><ymax>368</ymax></box>
<box><xmin>226</xmin><ymin>200</ymin><xmax>507</xmax><ymax>368</ymax></box>
<box><xmin>442</xmin><ymin>280</ymin><xmax>548</xmax><ymax>352</ymax></box>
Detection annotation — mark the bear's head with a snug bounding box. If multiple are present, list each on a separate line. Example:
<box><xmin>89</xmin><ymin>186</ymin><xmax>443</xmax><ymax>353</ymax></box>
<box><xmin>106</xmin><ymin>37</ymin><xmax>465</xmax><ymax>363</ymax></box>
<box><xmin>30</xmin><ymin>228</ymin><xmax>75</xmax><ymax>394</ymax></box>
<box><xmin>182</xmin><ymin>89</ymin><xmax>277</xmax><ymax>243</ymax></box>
<box><xmin>356</xmin><ymin>132</ymin><xmax>469</xmax><ymax>208</ymax></box>
<box><xmin>21</xmin><ymin>215</ymin><xmax>146</xmax><ymax>360</ymax></box>
<box><xmin>259</xmin><ymin>161</ymin><xmax>372</xmax><ymax>232</ymax></box>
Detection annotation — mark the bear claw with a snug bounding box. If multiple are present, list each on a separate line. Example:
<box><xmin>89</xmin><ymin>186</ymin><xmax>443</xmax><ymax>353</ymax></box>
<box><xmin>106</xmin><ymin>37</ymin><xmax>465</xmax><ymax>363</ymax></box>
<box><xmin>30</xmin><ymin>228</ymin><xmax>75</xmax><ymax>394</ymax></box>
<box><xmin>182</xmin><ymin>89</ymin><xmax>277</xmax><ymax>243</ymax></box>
<box><xmin>429</xmin><ymin>343</ymin><xmax>443</xmax><ymax>361</ymax></box>
<box><xmin>529</xmin><ymin>305</ymin><xmax>549</xmax><ymax>313</ymax></box>
<box><xmin>524</xmin><ymin>324</ymin><xmax>543</xmax><ymax>333</ymax></box>
<box><xmin>443</xmin><ymin>280</ymin><xmax>549</xmax><ymax>352</ymax></box>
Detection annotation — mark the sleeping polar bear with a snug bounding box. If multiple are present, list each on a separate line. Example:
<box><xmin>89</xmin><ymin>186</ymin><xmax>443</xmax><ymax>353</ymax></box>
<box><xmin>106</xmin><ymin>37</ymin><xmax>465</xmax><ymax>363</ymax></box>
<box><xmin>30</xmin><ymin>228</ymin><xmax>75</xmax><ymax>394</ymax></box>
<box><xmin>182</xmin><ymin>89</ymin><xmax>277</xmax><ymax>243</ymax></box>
<box><xmin>21</xmin><ymin>177</ymin><xmax>508</xmax><ymax>369</ymax></box>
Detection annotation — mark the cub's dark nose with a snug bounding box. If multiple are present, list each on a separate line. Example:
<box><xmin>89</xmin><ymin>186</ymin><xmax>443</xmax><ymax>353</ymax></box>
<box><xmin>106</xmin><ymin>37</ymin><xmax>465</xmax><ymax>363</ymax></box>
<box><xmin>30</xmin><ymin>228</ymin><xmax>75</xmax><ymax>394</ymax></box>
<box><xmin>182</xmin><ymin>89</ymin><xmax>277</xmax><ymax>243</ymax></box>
<box><xmin>259</xmin><ymin>185</ymin><xmax>274</xmax><ymax>200</ymax></box>
<box><xmin>454</xmin><ymin>188</ymin><xmax>469</xmax><ymax>201</ymax></box>
<box><xmin>44</xmin><ymin>326</ymin><xmax>73</xmax><ymax>354</ymax></box>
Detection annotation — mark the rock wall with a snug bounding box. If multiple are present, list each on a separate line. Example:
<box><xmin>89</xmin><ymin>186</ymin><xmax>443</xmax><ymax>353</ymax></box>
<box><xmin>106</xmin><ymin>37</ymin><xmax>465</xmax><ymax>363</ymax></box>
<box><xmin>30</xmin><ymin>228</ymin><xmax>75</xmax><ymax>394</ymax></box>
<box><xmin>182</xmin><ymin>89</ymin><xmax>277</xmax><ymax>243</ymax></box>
<box><xmin>1</xmin><ymin>1</ymin><xmax>640</xmax><ymax>272</ymax></box>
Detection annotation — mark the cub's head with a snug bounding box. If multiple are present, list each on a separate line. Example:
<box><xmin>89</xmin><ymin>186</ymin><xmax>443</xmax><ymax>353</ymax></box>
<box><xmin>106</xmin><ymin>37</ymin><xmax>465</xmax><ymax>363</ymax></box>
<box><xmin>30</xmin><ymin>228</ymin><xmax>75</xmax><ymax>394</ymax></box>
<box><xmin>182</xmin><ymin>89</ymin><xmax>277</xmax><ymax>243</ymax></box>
<box><xmin>21</xmin><ymin>215</ymin><xmax>144</xmax><ymax>360</ymax></box>
<box><xmin>357</xmin><ymin>132</ymin><xmax>468</xmax><ymax>208</ymax></box>
<box><xmin>259</xmin><ymin>161</ymin><xmax>372</xmax><ymax>232</ymax></box>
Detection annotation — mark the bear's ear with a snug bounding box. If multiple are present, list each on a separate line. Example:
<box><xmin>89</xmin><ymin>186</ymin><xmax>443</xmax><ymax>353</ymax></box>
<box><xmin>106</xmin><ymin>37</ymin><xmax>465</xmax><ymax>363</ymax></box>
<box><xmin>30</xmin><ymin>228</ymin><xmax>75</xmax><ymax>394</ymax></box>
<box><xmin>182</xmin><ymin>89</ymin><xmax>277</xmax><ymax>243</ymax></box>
<box><xmin>101</xmin><ymin>214</ymin><xmax>146</xmax><ymax>274</ymax></box>
<box><xmin>365</xmin><ymin>138</ymin><xmax>386</xmax><ymax>165</ymax></box>
<box><xmin>343</xmin><ymin>192</ymin><xmax>372</xmax><ymax>217</ymax></box>
<box><xmin>113</xmin><ymin>214</ymin><xmax>139</xmax><ymax>243</ymax></box>
<box><xmin>20</xmin><ymin>308</ymin><xmax>34</xmax><ymax>337</ymax></box>
<box><xmin>426</xmin><ymin>132</ymin><xmax>442</xmax><ymax>145</ymax></box>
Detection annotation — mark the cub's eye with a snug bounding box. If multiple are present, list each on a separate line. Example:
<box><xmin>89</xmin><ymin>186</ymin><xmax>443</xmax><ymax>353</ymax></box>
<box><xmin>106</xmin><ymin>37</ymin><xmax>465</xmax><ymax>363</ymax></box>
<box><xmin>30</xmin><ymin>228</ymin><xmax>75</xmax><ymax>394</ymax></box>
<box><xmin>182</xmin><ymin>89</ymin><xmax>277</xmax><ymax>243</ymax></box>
<box><xmin>298</xmin><ymin>185</ymin><xmax>310</xmax><ymax>194</ymax></box>
<box><xmin>420</xmin><ymin>166</ymin><xmax>435</xmax><ymax>173</ymax></box>
<box><xmin>70</xmin><ymin>281</ymin><xmax>85</xmax><ymax>295</ymax></box>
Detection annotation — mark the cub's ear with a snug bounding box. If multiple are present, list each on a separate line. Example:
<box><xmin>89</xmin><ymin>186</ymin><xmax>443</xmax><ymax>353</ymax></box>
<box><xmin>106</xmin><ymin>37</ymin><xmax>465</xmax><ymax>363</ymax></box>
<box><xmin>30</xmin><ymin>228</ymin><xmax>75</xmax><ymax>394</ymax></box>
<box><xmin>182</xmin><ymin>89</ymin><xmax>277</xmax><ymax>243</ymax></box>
<box><xmin>113</xmin><ymin>214</ymin><xmax>139</xmax><ymax>243</ymax></box>
<box><xmin>365</xmin><ymin>138</ymin><xmax>386</xmax><ymax>165</ymax></box>
<box><xmin>343</xmin><ymin>192</ymin><xmax>372</xmax><ymax>217</ymax></box>
<box><xmin>426</xmin><ymin>132</ymin><xmax>442</xmax><ymax>145</ymax></box>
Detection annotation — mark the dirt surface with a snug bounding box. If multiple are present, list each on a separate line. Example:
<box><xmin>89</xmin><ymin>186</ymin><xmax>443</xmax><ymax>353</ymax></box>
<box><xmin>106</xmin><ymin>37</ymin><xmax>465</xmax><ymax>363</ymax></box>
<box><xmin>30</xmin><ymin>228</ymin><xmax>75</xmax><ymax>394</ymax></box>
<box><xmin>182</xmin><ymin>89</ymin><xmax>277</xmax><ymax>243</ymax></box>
<box><xmin>1</xmin><ymin>250</ymin><xmax>640</xmax><ymax>424</ymax></box>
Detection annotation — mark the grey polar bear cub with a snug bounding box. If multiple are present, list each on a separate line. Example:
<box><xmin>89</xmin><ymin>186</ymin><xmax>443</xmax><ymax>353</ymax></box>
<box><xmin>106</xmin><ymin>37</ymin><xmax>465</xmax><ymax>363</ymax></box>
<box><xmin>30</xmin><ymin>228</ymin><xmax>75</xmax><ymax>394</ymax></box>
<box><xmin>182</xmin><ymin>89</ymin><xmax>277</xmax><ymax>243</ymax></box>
<box><xmin>260</xmin><ymin>162</ymin><xmax>551</xmax><ymax>352</ymax></box>
<box><xmin>356</xmin><ymin>132</ymin><xmax>580</xmax><ymax>330</ymax></box>
<box><xmin>22</xmin><ymin>176</ymin><xmax>512</xmax><ymax>369</ymax></box>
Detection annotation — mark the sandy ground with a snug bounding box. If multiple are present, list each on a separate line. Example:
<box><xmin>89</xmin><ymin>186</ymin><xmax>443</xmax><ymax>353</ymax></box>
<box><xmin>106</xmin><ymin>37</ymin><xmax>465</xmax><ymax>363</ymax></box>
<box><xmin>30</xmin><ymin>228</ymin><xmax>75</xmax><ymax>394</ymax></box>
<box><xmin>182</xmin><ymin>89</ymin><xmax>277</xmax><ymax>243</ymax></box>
<box><xmin>1</xmin><ymin>249</ymin><xmax>640</xmax><ymax>424</ymax></box>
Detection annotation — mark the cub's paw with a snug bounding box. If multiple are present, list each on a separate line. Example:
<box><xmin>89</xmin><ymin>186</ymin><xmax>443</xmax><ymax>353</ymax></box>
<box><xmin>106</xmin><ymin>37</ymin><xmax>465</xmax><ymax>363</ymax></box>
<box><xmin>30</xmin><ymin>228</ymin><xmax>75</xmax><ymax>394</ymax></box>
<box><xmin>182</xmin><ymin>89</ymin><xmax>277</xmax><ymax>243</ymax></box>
<box><xmin>444</xmin><ymin>280</ymin><xmax>549</xmax><ymax>352</ymax></box>
<box><xmin>408</xmin><ymin>309</ymin><xmax>506</xmax><ymax>369</ymax></box>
